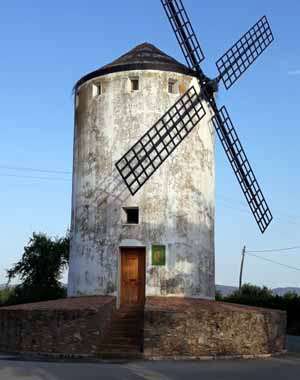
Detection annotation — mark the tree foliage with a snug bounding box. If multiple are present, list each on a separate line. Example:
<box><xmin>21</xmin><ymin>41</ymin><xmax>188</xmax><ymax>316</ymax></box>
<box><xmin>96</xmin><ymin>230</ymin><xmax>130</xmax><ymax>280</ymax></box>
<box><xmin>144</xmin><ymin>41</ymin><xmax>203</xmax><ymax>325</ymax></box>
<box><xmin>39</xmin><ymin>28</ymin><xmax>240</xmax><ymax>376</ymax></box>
<box><xmin>5</xmin><ymin>232</ymin><xmax>69</xmax><ymax>305</ymax></box>
<box><xmin>0</xmin><ymin>287</ymin><xmax>15</xmax><ymax>306</ymax></box>
<box><xmin>225</xmin><ymin>283</ymin><xmax>274</xmax><ymax>307</ymax></box>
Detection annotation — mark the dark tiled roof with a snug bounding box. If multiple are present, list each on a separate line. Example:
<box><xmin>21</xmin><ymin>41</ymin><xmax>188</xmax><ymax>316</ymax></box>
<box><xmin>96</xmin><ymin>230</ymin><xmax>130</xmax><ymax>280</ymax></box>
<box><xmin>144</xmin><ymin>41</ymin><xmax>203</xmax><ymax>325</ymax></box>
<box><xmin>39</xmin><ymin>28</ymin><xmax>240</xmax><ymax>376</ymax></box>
<box><xmin>75</xmin><ymin>43</ymin><xmax>197</xmax><ymax>90</ymax></box>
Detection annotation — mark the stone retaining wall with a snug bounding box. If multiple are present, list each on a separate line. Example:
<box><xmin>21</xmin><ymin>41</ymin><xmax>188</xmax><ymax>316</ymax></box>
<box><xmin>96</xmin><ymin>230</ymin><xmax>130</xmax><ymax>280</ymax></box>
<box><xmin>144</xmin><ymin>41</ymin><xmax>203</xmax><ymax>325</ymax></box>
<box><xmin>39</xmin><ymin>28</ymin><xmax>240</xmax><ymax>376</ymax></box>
<box><xmin>144</xmin><ymin>297</ymin><xmax>286</xmax><ymax>358</ymax></box>
<box><xmin>0</xmin><ymin>296</ymin><xmax>286</xmax><ymax>358</ymax></box>
<box><xmin>0</xmin><ymin>296</ymin><xmax>116</xmax><ymax>356</ymax></box>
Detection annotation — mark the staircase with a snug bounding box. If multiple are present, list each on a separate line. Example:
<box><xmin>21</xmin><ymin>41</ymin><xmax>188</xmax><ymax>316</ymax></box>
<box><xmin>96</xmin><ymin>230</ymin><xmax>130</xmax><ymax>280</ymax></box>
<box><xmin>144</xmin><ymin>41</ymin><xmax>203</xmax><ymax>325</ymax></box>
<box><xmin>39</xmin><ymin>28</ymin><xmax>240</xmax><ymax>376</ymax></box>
<box><xmin>97</xmin><ymin>305</ymin><xmax>144</xmax><ymax>359</ymax></box>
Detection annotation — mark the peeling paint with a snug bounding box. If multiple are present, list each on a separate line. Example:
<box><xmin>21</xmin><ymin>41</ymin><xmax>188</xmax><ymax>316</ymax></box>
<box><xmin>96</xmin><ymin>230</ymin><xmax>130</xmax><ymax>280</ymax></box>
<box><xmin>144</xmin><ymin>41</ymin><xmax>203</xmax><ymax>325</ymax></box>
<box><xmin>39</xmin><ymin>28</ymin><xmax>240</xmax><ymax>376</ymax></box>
<box><xmin>68</xmin><ymin>69</ymin><xmax>215</xmax><ymax>299</ymax></box>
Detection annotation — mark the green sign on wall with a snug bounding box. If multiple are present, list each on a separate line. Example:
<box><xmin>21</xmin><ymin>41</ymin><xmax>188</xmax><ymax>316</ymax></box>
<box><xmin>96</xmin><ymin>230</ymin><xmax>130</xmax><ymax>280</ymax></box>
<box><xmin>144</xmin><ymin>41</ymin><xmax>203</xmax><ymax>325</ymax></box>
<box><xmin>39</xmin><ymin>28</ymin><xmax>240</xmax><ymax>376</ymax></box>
<box><xmin>152</xmin><ymin>245</ymin><xmax>166</xmax><ymax>266</ymax></box>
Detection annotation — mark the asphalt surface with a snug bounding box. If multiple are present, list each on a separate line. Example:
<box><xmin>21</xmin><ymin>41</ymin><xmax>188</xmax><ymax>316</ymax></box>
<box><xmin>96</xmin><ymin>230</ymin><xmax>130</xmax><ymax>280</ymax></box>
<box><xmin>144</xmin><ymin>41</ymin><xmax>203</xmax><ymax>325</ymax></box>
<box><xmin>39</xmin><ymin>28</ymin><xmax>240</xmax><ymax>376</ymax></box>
<box><xmin>0</xmin><ymin>356</ymin><xmax>300</xmax><ymax>380</ymax></box>
<box><xmin>0</xmin><ymin>336</ymin><xmax>299</xmax><ymax>380</ymax></box>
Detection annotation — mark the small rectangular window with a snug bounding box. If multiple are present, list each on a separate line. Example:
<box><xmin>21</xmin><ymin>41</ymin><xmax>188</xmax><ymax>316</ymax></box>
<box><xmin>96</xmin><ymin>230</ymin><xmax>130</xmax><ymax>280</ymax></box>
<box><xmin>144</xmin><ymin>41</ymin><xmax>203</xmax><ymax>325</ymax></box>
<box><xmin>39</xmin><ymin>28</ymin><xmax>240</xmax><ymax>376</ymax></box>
<box><xmin>168</xmin><ymin>79</ymin><xmax>178</xmax><ymax>94</ymax></box>
<box><xmin>123</xmin><ymin>207</ymin><xmax>139</xmax><ymax>224</ymax></box>
<box><xmin>131</xmin><ymin>78</ymin><xmax>139</xmax><ymax>91</ymax></box>
<box><xmin>75</xmin><ymin>93</ymin><xmax>79</xmax><ymax>108</ymax></box>
<box><xmin>92</xmin><ymin>82</ymin><xmax>102</xmax><ymax>97</ymax></box>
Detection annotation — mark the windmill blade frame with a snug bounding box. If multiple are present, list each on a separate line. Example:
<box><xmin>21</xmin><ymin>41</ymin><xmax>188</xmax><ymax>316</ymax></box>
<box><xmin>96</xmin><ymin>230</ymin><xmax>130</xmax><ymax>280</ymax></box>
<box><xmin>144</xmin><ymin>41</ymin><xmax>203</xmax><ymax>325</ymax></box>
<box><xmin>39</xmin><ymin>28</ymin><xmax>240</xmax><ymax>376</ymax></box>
<box><xmin>211</xmin><ymin>105</ymin><xmax>273</xmax><ymax>233</ymax></box>
<box><xmin>115</xmin><ymin>86</ymin><xmax>206</xmax><ymax>195</ymax></box>
<box><xmin>216</xmin><ymin>16</ymin><xmax>274</xmax><ymax>90</ymax></box>
<box><xmin>115</xmin><ymin>0</ymin><xmax>275</xmax><ymax>233</ymax></box>
<box><xmin>161</xmin><ymin>0</ymin><xmax>205</xmax><ymax>73</ymax></box>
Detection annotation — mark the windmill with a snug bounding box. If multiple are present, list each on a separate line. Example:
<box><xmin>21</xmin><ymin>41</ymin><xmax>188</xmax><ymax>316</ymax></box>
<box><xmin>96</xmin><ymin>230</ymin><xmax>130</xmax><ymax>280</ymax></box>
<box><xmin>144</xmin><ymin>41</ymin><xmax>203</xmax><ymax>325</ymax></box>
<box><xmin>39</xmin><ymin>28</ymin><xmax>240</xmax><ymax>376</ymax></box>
<box><xmin>115</xmin><ymin>0</ymin><xmax>274</xmax><ymax>234</ymax></box>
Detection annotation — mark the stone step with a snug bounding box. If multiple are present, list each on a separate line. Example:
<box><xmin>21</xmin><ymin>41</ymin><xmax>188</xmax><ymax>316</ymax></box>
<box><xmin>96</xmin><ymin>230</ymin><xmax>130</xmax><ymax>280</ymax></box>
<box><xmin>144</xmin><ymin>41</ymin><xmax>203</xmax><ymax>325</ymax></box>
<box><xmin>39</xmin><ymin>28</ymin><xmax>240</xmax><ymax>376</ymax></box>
<box><xmin>116</xmin><ymin>307</ymin><xmax>143</xmax><ymax>312</ymax></box>
<box><xmin>113</xmin><ymin>315</ymin><xmax>143</xmax><ymax>321</ymax></box>
<box><xmin>108</xmin><ymin>335</ymin><xmax>141</xmax><ymax>342</ymax></box>
<box><xmin>108</xmin><ymin>336</ymin><xmax>141</xmax><ymax>344</ymax></box>
<box><xmin>112</xmin><ymin>311</ymin><xmax>143</xmax><ymax>318</ymax></box>
<box><xmin>97</xmin><ymin>351</ymin><xmax>144</xmax><ymax>359</ymax></box>
<box><xmin>110</xmin><ymin>325</ymin><xmax>142</xmax><ymax>332</ymax></box>
<box><xmin>106</xmin><ymin>330</ymin><xmax>141</xmax><ymax>337</ymax></box>
<box><xmin>98</xmin><ymin>343</ymin><xmax>141</xmax><ymax>351</ymax></box>
<box><xmin>97</xmin><ymin>305</ymin><xmax>144</xmax><ymax>360</ymax></box>
<box><xmin>111</xmin><ymin>317</ymin><xmax>142</xmax><ymax>323</ymax></box>
<box><xmin>109</xmin><ymin>332</ymin><xmax>141</xmax><ymax>340</ymax></box>
<box><xmin>111</xmin><ymin>321</ymin><xmax>143</xmax><ymax>330</ymax></box>
<box><xmin>113</xmin><ymin>314</ymin><xmax>144</xmax><ymax>321</ymax></box>
<box><xmin>109</xmin><ymin>332</ymin><xmax>141</xmax><ymax>339</ymax></box>
<box><xmin>119</xmin><ymin>305</ymin><xmax>144</xmax><ymax>310</ymax></box>
<box><xmin>117</xmin><ymin>308</ymin><xmax>144</xmax><ymax>313</ymax></box>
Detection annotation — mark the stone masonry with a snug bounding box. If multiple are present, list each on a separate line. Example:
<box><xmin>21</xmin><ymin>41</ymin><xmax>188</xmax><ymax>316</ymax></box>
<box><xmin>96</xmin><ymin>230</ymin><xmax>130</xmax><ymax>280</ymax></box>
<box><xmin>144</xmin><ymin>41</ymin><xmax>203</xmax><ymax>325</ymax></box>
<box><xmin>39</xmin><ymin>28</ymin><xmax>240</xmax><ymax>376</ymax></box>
<box><xmin>144</xmin><ymin>297</ymin><xmax>286</xmax><ymax>358</ymax></box>
<box><xmin>0</xmin><ymin>296</ymin><xmax>286</xmax><ymax>358</ymax></box>
<box><xmin>0</xmin><ymin>296</ymin><xmax>115</xmax><ymax>356</ymax></box>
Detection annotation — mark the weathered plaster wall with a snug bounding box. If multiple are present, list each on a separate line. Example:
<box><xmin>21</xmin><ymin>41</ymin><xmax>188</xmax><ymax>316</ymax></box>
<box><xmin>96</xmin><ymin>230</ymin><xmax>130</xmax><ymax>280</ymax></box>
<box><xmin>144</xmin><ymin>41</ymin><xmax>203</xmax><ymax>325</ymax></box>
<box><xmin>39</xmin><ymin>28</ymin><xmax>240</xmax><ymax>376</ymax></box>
<box><xmin>68</xmin><ymin>69</ymin><xmax>215</xmax><ymax>299</ymax></box>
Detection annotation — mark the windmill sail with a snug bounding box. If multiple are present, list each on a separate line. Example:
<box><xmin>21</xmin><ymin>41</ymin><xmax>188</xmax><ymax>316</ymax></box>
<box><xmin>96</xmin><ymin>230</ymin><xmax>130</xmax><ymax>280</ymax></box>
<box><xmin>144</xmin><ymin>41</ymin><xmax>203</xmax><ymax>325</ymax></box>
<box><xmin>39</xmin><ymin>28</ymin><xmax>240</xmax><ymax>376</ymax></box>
<box><xmin>212</xmin><ymin>106</ymin><xmax>273</xmax><ymax>233</ymax></box>
<box><xmin>161</xmin><ymin>0</ymin><xmax>205</xmax><ymax>72</ymax></box>
<box><xmin>115</xmin><ymin>86</ymin><xmax>206</xmax><ymax>195</ymax></box>
<box><xmin>216</xmin><ymin>16</ymin><xmax>274</xmax><ymax>90</ymax></box>
<box><xmin>116</xmin><ymin>0</ymin><xmax>274</xmax><ymax>233</ymax></box>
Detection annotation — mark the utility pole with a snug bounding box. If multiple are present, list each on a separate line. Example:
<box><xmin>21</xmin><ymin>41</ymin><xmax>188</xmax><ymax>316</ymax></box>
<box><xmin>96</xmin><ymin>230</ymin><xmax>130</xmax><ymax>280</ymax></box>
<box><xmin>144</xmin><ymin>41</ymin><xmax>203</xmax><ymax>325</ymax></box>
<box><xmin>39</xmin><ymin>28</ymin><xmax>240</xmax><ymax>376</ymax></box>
<box><xmin>239</xmin><ymin>246</ymin><xmax>246</xmax><ymax>290</ymax></box>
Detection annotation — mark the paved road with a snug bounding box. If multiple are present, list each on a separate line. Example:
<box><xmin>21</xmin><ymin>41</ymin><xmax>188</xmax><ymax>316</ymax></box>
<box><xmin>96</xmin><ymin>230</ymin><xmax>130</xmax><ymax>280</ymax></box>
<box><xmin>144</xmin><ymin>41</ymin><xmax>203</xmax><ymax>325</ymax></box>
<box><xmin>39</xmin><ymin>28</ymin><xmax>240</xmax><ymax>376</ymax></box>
<box><xmin>0</xmin><ymin>356</ymin><xmax>300</xmax><ymax>380</ymax></box>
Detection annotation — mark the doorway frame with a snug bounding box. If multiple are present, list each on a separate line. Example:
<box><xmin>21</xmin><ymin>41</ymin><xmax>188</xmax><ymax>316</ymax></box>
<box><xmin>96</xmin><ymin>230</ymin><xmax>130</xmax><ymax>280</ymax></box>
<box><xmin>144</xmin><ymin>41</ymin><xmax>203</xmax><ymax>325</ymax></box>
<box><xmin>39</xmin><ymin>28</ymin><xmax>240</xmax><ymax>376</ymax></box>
<box><xmin>118</xmin><ymin>246</ymin><xmax>146</xmax><ymax>308</ymax></box>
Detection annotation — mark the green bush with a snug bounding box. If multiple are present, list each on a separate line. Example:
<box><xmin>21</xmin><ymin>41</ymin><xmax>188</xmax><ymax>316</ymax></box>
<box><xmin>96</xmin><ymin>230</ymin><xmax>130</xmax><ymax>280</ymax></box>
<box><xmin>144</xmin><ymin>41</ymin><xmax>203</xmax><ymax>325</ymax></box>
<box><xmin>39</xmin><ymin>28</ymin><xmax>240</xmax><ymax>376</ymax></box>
<box><xmin>0</xmin><ymin>287</ymin><xmax>15</xmax><ymax>306</ymax></box>
<box><xmin>219</xmin><ymin>283</ymin><xmax>300</xmax><ymax>335</ymax></box>
<box><xmin>225</xmin><ymin>283</ymin><xmax>274</xmax><ymax>307</ymax></box>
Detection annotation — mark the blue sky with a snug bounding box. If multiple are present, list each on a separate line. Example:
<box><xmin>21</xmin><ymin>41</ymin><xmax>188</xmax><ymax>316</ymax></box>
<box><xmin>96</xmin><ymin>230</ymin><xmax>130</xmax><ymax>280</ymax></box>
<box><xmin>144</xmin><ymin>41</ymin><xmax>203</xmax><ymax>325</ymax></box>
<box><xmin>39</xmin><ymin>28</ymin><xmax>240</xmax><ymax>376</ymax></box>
<box><xmin>1</xmin><ymin>0</ymin><xmax>300</xmax><ymax>288</ymax></box>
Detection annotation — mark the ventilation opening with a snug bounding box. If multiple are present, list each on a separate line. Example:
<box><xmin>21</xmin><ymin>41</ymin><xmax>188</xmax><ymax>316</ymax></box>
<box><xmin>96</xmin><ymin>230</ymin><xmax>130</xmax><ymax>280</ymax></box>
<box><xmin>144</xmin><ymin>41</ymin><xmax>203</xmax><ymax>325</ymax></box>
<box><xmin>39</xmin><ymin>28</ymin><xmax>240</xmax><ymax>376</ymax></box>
<box><xmin>168</xmin><ymin>79</ymin><xmax>178</xmax><ymax>94</ymax></box>
<box><xmin>92</xmin><ymin>82</ymin><xmax>102</xmax><ymax>97</ymax></box>
<box><xmin>131</xmin><ymin>78</ymin><xmax>139</xmax><ymax>91</ymax></box>
<box><xmin>123</xmin><ymin>207</ymin><xmax>139</xmax><ymax>224</ymax></box>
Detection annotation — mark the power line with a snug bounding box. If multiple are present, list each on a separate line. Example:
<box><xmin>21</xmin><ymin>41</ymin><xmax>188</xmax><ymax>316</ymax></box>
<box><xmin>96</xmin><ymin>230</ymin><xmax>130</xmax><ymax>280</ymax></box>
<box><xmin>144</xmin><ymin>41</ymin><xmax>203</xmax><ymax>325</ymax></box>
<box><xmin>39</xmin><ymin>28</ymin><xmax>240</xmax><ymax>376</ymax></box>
<box><xmin>0</xmin><ymin>166</ymin><xmax>298</xmax><ymax>217</ymax></box>
<box><xmin>246</xmin><ymin>246</ymin><xmax>300</xmax><ymax>254</ymax></box>
<box><xmin>216</xmin><ymin>193</ymin><xmax>300</xmax><ymax>222</ymax></box>
<box><xmin>0</xmin><ymin>174</ymin><xmax>71</xmax><ymax>182</ymax></box>
<box><xmin>0</xmin><ymin>165</ymin><xmax>71</xmax><ymax>175</ymax></box>
<box><xmin>217</xmin><ymin>199</ymin><xmax>250</xmax><ymax>214</ymax></box>
<box><xmin>217</xmin><ymin>198</ymin><xmax>300</xmax><ymax>226</ymax></box>
<box><xmin>1</xmin><ymin>166</ymin><xmax>300</xmax><ymax>226</ymax></box>
<box><xmin>247</xmin><ymin>252</ymin><xmax>300</xmax><ymax>272</ymax></box>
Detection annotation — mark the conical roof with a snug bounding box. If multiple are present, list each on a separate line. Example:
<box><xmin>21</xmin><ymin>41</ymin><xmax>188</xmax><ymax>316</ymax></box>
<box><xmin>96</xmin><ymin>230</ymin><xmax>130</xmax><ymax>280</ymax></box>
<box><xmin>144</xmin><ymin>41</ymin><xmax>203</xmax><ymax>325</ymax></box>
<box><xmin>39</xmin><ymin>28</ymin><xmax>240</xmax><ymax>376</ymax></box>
<box><xmin>75</xmin><ymin>43</ymin><xmax>196</xmax><ymax>90</ymax></box>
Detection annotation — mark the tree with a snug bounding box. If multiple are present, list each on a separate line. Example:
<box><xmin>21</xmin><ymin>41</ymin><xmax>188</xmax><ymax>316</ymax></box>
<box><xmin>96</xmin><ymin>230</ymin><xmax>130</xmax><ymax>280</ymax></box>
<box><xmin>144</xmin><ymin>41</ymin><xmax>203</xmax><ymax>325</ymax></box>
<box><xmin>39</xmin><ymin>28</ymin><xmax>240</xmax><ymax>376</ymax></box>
<box><xmin>224</xmin><ymin>283</ymin><xmax>273</xmax><ymax>308</ymax></box>
<box><xmin>6</xmin><ymin>232</ymin><xmax>69</xmax><ymax>305</ymax></box>
<box><xmin>0</xmin><ymin>287</ymin><xmax>15</xmax><ymax>306</ymax></box>
<box><xmin>215</xmin><ymin>288</ymin><xmax>223</xmax><ymax>301</ymax></box>
<box><xmin>221</xmin><ymin>283</ymin><xmax>300</xmax><ymax>335</ymax></box>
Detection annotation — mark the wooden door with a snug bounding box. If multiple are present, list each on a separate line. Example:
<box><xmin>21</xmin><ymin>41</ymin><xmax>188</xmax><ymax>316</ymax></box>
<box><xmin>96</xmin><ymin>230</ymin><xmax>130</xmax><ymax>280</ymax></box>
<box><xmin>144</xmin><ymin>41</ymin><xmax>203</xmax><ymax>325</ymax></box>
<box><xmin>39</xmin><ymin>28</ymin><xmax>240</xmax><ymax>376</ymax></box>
<box><xmin>121</xmin><ymin>248</ymin><xmax>145</xmax><ymax>307</ymax></box>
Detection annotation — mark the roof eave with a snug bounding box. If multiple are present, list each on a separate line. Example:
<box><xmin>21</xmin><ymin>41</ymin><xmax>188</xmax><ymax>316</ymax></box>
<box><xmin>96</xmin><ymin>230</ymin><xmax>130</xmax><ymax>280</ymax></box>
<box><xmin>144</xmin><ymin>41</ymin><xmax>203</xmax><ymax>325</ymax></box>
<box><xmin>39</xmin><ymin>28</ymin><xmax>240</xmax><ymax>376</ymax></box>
<box><xmin>74</xmin><ymin>62</ymin><xmax>198</xmax><ymax>92</ymax></box>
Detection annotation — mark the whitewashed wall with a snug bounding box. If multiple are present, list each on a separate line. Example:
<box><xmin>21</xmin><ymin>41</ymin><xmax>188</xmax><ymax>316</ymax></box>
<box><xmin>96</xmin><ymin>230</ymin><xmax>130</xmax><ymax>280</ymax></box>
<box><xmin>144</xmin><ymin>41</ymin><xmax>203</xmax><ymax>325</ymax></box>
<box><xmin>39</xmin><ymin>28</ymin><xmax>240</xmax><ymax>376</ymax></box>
<box><xmin>68</xmin><ymin>69</ymin><xmax>215</xmax><ymax>300</ymax></box>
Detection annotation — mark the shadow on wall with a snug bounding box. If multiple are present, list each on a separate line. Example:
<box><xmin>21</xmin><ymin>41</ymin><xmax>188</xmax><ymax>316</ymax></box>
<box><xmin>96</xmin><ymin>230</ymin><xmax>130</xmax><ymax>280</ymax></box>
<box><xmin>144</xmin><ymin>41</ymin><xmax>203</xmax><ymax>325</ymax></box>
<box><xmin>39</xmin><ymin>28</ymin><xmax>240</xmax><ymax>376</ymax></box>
<box><xmin>75</xmin><ymin>170</ymin><xmax>130</xmax><ymax>235</ymax></box>
<box><xmin>71</xmin><ymin>158</ymin><xmax>214</xmax><ymax>298</ymax></box>
<box><xmin>93</xmin><ymin>171</ymin><xmax>131</xmax><ymax>207</ymax></box>
<box><xmin>73</xmin><ymin>204</ymin><xmax>214</xmax><ymax>298</ymax></box>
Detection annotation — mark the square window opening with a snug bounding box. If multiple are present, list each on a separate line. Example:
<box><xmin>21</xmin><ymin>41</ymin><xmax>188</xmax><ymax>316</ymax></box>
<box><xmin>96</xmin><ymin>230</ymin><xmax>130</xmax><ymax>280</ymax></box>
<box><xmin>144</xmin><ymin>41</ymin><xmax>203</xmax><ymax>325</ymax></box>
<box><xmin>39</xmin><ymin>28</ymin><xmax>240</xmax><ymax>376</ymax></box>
<box><xmin>92</xmin><ymin>82</ymin><xmax>102</xmax><ymax>97</ymax></box>
<box><xmin>123</xmin><ymin>207</ymin><xmax>139</xmax><ymax>224</ymax></box>
<box><xmin>131</xmin><ymin>78</ymin><xmax>139</xmax><ymax>91</ymax></box>
<box><xmin>168</xmin><ymin>79</ymin><xmax>178</xmax><ymax>94</ymax></box>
